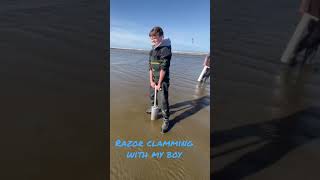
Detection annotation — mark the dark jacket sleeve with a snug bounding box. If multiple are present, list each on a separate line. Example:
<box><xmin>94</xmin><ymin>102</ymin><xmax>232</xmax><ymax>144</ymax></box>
<box><xmin>149</xmin><ymin>50</ymin><xmax>152</xmax><ymax>70</ymax></box>
<box><xmin>159</xmin><ymin>47</ymin><xmax>171</xmax><ymax>71</ymax></box>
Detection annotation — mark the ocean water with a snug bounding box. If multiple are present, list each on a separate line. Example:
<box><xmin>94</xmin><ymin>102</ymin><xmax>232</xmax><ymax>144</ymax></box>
<box><xmin>110</xmin><ymin>48</ymin><xmax>210</xmax><ymax>95</ymax></box>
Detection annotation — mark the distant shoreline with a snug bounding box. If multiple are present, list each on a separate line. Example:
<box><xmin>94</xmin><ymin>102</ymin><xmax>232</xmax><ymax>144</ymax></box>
<box><xmin>110</xmin><ymin>47</ymin><xmax>208</xmax><ymax>56</ymax></box>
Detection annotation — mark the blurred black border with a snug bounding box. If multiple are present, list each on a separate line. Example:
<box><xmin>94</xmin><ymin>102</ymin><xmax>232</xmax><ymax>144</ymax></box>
<box><xmin>0</xmin><ymin>0</ymin><xmax>109</xmax><ymax>179</ymax></box>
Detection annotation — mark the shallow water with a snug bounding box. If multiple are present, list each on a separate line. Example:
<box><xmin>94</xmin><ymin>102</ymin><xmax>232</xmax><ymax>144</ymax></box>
<box><xmin>110</xmin><ymin>48</ymin><xmax>210</xmax><ymax>180</ymax></box>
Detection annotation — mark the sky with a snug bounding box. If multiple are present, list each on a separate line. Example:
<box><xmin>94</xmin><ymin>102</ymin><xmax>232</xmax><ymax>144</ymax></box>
<box><xmin>110</xmin><ymin>0</ymin><xmax>210</xmax><ymax>53</ymax></box>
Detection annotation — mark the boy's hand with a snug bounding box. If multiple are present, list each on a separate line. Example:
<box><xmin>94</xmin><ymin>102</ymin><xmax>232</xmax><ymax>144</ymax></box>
<box><xmin>150</xmin><ymin>81</ymin><xmax>156</xmax><ymax>88</ymax></box>
<box><xmin>155</xmin><ymin>83</ymin><xmax>161</xmax><ymax>91</ymax></box>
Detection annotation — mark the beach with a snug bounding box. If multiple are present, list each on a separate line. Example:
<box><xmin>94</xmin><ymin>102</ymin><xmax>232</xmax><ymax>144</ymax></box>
<box><xmin>213</xmin><ymin>0</ymin><xmax>320</xmax><ymax>179</ymax></box>
<box><xmin>110</xmin><ymin>48</ymin><xmax>210</xmax><ymax>180</ymax></box>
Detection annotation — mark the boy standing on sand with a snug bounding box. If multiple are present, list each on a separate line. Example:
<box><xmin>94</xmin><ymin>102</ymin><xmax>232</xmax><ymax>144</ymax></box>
<box><xmin>146</xmin><ymin>26</ymin><xmax>172</xmax><ymax>133</ymax></box>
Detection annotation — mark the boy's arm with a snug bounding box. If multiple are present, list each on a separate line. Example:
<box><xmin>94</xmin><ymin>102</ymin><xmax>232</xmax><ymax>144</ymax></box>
<box><xmin>158</xmin><ymin>47</ymin><xmax>171</xmax><ymax>86</ymax></box>
<box><xmin>149</xmin><ymin>49</ymin><xmax>157</xmax><ymax>87</ymax></box>
<box><xmin>149</xmin><ymin>70</ymin><xmax>154</xmax><ymax>83</ymax></box>
<box><xmin>158</xmin><ymin>69</ymin><xmax>165</xmax><ymax>86</ymax></box>
<box><xmin>149</xmin><ymin>60</ymin><xmax>155</xmax><ymax>87</ymax></box>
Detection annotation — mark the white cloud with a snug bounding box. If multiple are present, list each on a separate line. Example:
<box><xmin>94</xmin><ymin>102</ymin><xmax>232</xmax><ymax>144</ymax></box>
<box><xmin>110</xmin><ymin>27</ymin><xmax>150</xmax><ymax>49</ymax></box>
<box><xmin>110</xmin><ymin>19</ymin><xmax>209</xmax><ymax>52</ymax></box>
<box><xmin>110</xmin><ymin>19</ymin><xmax>151</xmax><ymax>49</ymax></box>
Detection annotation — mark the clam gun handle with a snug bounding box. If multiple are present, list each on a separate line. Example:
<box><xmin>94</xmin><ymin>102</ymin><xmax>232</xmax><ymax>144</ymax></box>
<box><xmin>151</xmin><ymin>87</ymin><xmax>158</xmax><ymax>121</ymax></box>
<box><xmin>154</xmin><ymin>87</ymin><xmax>157</xmax><ymax>106</ymax></box>
<box><xmin>197</xmin><ymin>66</ymin><xmax>208</xmax><ymax>82</ymax></box>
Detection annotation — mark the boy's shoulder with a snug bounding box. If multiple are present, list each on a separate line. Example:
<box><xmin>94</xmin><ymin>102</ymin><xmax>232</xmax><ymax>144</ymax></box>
<box><xmin>158</xmin><ymin>39</ymin><xmax>172</xmax><ymax>51</ymax></box>
<box><xmin>149</xmin><ymin>39</ymin><xmax>172</xmax><ymax>56</ymax></box>
<box><xmin>159</xmin><ymin>46</ymin><xmax>172</xmax><ymax>56</ymax></box>
<box><xmin>149</xmin><ymin>45</ymin><xmax>171</xmax><ymax>53</ymax></box>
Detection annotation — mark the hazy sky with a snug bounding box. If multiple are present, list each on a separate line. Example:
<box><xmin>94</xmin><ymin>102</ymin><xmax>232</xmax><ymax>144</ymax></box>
<box><xmin>110</xmin><ymin>0</ymin><xmax>210</xmax><ymax>52</ymax></box>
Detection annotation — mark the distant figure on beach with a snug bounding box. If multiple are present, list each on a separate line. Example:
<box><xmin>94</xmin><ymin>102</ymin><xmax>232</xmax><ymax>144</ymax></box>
<box><xmin>198</xmin><ymin>53</ymin><xmax>210</xmax><ymax>83</ymax></box>
<box><xmin>281</xmin><ymin>0</ymin><xmax>320</xmax><ymax>66</ymax></box>
<box><xmin>146</xmin><ymin>26</ymin><xmax>172</xmax><ymax>133</ymax></box>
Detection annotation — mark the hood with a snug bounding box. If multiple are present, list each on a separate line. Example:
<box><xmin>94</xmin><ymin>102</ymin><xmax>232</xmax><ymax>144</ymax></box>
<box><xmin>153</xmin><ymin>38</ymin><xmax>171</xmax><ymax>49</ymax></box>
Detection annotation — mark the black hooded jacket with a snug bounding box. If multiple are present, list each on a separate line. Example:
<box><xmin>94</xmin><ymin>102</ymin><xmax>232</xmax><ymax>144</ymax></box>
<box><xmin>149</xmin><ymin>38</ymin><xmax>172</xmax><ymax>83</ymax></box>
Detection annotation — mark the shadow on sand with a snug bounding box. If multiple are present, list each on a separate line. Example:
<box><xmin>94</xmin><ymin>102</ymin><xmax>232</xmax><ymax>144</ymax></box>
<box><xmin>165</xmin><ymin>94</ymin><xmax>210</xmax><ymax>133</ymax></box>
<box><xmin>211</xmin><ymin>107</ymin><xmax>320</xmax><ymax>179</ymax></box>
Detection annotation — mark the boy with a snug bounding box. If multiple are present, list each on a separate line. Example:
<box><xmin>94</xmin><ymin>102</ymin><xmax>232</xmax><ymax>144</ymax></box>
<box><xmin>146</xmin><ymin>26</ymin><xmax>172</xmax><ymax>133</ymax></box>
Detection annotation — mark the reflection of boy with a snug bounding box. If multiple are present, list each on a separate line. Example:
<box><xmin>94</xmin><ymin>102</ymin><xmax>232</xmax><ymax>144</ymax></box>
<box><xmin>146</xmin><ymin>26</ymin><xmax>172</xmax><ymax>133</ymax></box>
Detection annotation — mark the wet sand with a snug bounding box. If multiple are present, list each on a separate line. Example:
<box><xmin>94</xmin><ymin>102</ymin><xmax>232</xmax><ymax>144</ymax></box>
<box><xmin>213</xmin><ymin>0</ymin><xmax>320</xmax><ymax>179</ymax></box>
<box><xmin>1</xmin><ymin>1</ymin><xmax>107</xmax><ymax>179</ymax></box>
<box><xmin>110</xmin><ymin>48</ymin><xmax>210</xmax><ymax>180</ymax></box>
